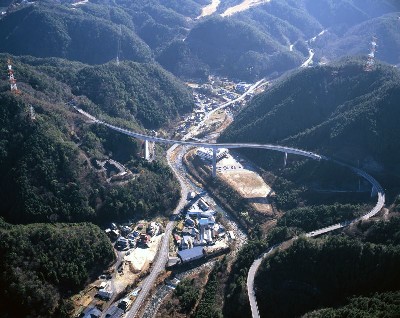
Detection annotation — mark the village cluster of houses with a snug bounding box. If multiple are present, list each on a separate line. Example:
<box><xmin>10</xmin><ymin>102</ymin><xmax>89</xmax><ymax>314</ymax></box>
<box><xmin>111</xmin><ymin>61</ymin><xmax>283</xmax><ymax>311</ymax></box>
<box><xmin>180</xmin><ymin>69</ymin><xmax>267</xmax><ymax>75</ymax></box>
<box><xmin>176</xmin><ymin>76</ymin><xmax>252</xmax><ymax>136</ymax></box>
<box><xmin>173</xmin><ymin>194</ymin><xmax>234</xmax><ymax>263</ymax></box>
<box><xmin>105</xmin><ymin>221</ymin><xmax>161</xmax><ymax>251</ymax></box>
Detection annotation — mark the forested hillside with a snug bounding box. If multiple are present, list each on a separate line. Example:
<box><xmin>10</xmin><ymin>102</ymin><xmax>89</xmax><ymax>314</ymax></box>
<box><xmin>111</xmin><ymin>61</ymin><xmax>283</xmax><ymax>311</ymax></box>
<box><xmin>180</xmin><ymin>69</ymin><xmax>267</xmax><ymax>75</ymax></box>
<box><xmin>315</xmin><ymin>13</ymin><xmax>400</xmax><ymax>66</ymax></box>
<box><xmin>0</xmin><ymin>55</ymin><xmax>189</xmax><ymax>224</ymax></box>
<box><xmin>254</xmin><ymin>215</ymin><xmax>400</xmax><ymax>318</ymax></box>
<box><xmin>220</xmin><ymin>59</ymin><xmax>400</xmax><ymax>176</ymax></box>
<box><xmin>0</xmin><ymin>0</ymin><xmax>203</xmax><ymax>65</ymax></box>
<box><xmin>0</xmin><ymin>3</ymin><xmax>152</xmax><ymax>64</ymax></box>
<box><xmin>0</xmin><ymin>219</ymin><xmax>115</xmax><ymax>317</ymax></box>
<box><xmin>1</xmin><ymin>0</ymin><xmax>399</xmax><ymax>80</ymax></box>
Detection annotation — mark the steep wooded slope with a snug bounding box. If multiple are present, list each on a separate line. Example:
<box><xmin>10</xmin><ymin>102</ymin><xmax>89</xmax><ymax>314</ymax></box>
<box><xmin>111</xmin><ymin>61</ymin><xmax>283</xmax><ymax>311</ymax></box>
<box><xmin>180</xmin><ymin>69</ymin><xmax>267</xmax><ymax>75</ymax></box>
<box><xmin>220</xmin><ymin>59</ymin><xmax>400</xmax><ymax>174</ymax></box>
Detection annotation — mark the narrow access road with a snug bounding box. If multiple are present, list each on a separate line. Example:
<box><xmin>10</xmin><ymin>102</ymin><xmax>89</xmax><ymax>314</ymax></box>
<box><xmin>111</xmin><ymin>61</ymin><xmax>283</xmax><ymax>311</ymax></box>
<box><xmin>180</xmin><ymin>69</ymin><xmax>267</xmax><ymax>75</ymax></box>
<box><xmin>247</xmin><ymin>158</ymin><xmax>386</xmax><ymax>318</ymax></box>
<box><xmin>124</xmin><ymin>144</ymin><xmax>189</xmax><ymax>318</ymax></box>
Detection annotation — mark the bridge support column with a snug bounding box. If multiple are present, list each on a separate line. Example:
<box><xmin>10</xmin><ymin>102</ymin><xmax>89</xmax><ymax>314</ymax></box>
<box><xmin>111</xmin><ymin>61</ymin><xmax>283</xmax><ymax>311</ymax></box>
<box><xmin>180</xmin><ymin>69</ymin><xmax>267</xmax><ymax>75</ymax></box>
<box><xmin>283</xmin><ymin>152</ymin><xmax>288</xmax><ymax>167</ymax></box>
<box><xmin>371</xmin><ymin>186</ymin><xmax>377</xmax><ymax>197</ymax></box>
<box><xmin>144</xmin><ymin>139</ymin><xmax>150</xmax><ymax>161</ymax></box>
<box><xmin>212</xmin><ymin>147</ymin><xmax>217</xmax><ymax>178</ymax></box>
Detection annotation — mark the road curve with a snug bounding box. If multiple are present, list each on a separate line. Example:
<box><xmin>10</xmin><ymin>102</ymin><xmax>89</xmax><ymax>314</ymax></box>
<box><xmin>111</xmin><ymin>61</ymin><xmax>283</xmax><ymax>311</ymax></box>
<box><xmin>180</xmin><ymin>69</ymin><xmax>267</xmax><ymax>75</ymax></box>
<box><xmin>71</xmin><ymin>98</ymin><xmax>384</xmax><ymax>318</ymax></box>
<box><xmin>247</xmin><ymin>156</ymin><xmax>385</xmax><ymax>318</ymax></box>
<box><xmin>73</xmin><ymin>106</ymin><xmax>322</xmax><ymax>161</ymax></box>
<box><xmin>125</xmin><ymin>144</ymin><xmax>189</xmax><ymax>318</ymax></box>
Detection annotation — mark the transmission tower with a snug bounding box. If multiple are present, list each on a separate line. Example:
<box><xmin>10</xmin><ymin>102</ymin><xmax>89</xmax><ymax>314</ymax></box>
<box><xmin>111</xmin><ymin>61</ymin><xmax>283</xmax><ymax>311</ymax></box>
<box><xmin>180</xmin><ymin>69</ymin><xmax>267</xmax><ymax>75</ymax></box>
<box><xmin>7</xmin><ymin>59</ymin><xmax>20</xmax><ymax>93</ymax></box>
<box><xmin>116</xmin><ymin>25</ymin><xmax>122</xmax><ymax>66</ymax></box>
<box><xmin>29</xmin><ymin>104</ymin><xmax>36</xmax><ymax>121</ymax></box>
<box><xmin>364</xmin><ymin>36</ymin><xmax>378</xmax><ymax>72</ymax></box>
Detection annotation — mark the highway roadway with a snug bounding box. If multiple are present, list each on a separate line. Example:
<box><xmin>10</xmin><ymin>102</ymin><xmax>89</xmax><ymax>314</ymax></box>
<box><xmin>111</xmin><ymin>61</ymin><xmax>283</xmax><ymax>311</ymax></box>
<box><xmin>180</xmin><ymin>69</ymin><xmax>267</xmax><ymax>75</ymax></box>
<box><xmin>247</xmin><ymin>158</ymin><xmax>386</xmax><ymax>318</ymax></box>
<box><xmin>125</xmin><ymin>144</ymin><xmax>189</xmax><ymax>318</ymax></box>
<box><xmin>74</xmin><ymin>105</ymin><xmax>321</xmax><ymax>161</ymax></box>
<box><xmin>72</xmin><ymin>83</ymin><xmax>384</xmax><ymax>318</ymax></box>
<box><xmin>71</xmin><ymin>79</ymin><xmax>271</xmax><ymax>318</ymax></box>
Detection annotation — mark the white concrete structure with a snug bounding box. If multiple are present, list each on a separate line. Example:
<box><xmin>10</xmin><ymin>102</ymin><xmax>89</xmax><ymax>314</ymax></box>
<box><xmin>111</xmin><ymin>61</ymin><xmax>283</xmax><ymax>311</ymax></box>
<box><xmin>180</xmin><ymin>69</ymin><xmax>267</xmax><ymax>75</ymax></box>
<box><xmin>197</xmin><ymin>147</ymin><xmax>228</xmax><ymax>162</ymax></box>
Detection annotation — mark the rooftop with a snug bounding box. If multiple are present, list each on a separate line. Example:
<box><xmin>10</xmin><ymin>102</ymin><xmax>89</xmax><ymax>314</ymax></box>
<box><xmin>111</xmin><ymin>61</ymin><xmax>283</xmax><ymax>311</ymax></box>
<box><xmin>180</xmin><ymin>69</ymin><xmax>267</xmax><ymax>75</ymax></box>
<box><xmin>178</xmin><ymin>246</ymin><xmax>204</xmax><ymax>263</ymax></box>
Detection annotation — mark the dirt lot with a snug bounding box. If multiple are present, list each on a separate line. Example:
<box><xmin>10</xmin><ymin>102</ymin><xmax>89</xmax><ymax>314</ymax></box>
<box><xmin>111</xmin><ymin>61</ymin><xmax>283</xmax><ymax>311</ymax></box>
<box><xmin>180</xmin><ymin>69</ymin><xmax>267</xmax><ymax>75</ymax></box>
<box><xmin>125</xmin><ymin>234</ymin><xmax>163</xmax><ymax>272</ymax></box>
<box><xmin>217</xmin><ymin>152</ymin><xmax>273</xmax><ymax>215</ymax></box>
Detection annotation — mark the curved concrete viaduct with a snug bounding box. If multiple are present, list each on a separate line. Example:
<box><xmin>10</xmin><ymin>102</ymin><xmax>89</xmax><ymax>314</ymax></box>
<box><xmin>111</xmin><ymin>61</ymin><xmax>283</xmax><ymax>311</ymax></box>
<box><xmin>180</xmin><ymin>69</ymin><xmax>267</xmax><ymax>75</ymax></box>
<box><xmin>246</xmin><ymin>158</ymin><xmax>385</xmax><ymax>318</ymax></box>
<box><xmin>73</xmin><ymin>105</ymin><xmax>385</xmax><ymax>318</ymax></box>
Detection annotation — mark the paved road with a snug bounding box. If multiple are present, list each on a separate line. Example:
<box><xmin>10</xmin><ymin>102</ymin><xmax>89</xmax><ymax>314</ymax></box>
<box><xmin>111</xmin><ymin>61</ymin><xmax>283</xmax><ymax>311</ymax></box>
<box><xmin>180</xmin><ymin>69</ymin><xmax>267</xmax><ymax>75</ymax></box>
<box><xmin>247</xmin><ymin>157</ymin><xmax>386</xmax><ymax>318</ymax></box>
<box><xmin>71</xmin><ymin>80</ymin><xmax>269</xmax><ymax>318</ymax></box>
<box><xmin>247</xmin><ymin>245</ymin><xmax>279</xmax><ymax>318</ymax></box>
<box><xmin>74</xmin><ymin>105</ymin><xmax>321</xmax><ymax>161</ymax></box>
<box><xmin>125</xmin><ymin>145</ymin><xmax>189</xmax><ymax>318</ymax></box>
<box><xmin>73</xmin><ymin>100</ymin><xmax>385</xmax><ymax>318</ymax></box>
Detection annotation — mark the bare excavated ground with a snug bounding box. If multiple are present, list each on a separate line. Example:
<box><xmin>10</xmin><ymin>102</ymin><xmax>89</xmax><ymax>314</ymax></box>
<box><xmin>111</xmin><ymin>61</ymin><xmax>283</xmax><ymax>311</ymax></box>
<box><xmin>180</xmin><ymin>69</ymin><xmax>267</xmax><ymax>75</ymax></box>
<box><xmin>217</xmin><ymin>153</ymin><xmax>274</xmax><ymax>215</ymax></box>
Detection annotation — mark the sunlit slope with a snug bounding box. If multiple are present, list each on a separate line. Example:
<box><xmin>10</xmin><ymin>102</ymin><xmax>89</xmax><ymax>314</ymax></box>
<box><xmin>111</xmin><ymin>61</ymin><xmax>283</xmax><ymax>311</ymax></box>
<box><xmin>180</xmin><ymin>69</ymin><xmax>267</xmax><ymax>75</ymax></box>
<box><xmin>220</xmin><ymin>58</ymin><xmax>400</xmax><ymax>171</ymax></box>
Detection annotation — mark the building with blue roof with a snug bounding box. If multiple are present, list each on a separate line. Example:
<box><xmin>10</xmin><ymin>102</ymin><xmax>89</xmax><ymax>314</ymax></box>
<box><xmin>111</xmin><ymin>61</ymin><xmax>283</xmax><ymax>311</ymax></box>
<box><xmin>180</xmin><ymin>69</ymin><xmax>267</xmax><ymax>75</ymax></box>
<box><xmin>177</xmin><ymin>246</ymin><xmax>204</xmax><ymax>263</ymax></box>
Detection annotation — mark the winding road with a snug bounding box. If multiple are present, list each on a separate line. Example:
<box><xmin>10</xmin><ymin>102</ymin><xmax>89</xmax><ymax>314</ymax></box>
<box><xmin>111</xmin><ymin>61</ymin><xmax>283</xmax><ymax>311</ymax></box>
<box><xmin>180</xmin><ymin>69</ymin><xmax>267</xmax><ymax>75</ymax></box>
<box><xmin>247</xmin><ymin>158</ymin><xmax>386</xmax><ymax>318</ymax></box>
<box><xmin>72</xmin><ymin>81</ymin><xmax>385</xmax><ymax>318</ymax></box>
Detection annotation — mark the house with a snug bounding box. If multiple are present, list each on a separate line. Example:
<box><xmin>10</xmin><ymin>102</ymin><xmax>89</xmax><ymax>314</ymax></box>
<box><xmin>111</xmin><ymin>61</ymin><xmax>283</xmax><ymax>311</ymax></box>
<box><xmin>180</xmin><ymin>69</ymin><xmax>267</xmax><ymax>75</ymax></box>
<box><xmin>116</xmin><ymin>237</ymin><xmax>129</xmax><ymax>250</ymax></box>
<box><xmin>120</xmin><ymin>226</ymin><xmax>131</xmax><ymax>237</ymax></box>
<box><xmin>196</xmin><ymin>148</ymin><xmax>228</xmax><ymax>163</ymax></box>
<box><xmin>199</xmin><ymin>218</ymin><xmax>209</xmax><ymax>229</ymax></box>
<box><xmin>204</xmin><ymin>229</ymin><xmax>213</xmax><ymax>244</ymax></box>
<box><xmin>118</xmin><ymin>298</ymin><xmax>132</xmax><ymax>311</ymax></box>
<box><xmin>182</xmin><ymin>227</ymin><xmax>198</xmax><ymax>237</ymax></box>
<box><xmin>207</xmin><ymin>216</ymin><xmax>216</xmax><ymax>226</ymax></box>
<box><xmin>138</xmin><ymin>234</ymin><xmax>150</xmax><ymax>246</ymax></box>
<box><xmin>98</xmin><ymin>282</ymin><xmax>107</xmax><ymax>289</ymax></box>
<box><xmin>80</xmin><ymin>306</ymin><xmax>101</xmax><ymax>318</ymax></box>
<box><xmin>181</xmin><ymin>235</ymin><xmax>193</xmax><ymax>249</ymax></box>
<box><xmin>184</xmin><ymin>218</ymin><xmax>195</xmax><ymax>227</ymax></box>
<box><xmin>108</xmin><ymin>229</ymin><xmax>120</xmax><ymax>240</ymax></box>
<box><xmin>98</xmin><ymin>284</ymin><xmax>113</xmax><ymax>300</ymax></box>
<box><xmin>198</xmin><ymin>199</ymin><xmax>210</xmax><ymax>211</ymax></box>
<box><xmin>213</xmin><ymin>224</ymin><xmax>226</xmax><ymax>238</ymax></box>
<box><xmin>103</xmin><ymin>306</ymin><xmax>124</xmax><ymax>318</ymax></box>
<box><xmin>187</xmin><ymin>191</ymin><xmax>197</xmax><ymax>200</ymax></box>
<box><xmin>147</xmin><ymin>222</ymin><xmax>159</xmax><ymax>236</ymax></box>
<box><xmin>137</xmin><ymin>223</ymin><xmax>144</xmax><ymax>230</ymax></box>
<box><xmin>178</xmin><ymin>246</ymin><xmax>204</xmax><ymax>263</ymax></box>
<box><xmin>173</xmin><ymin>234</ymin><xmax>182</xmax><ymax>245</ymax></box>
<box><xmin>200</xmin><ymin>211</ymin><xmax>214</xmax><ymax>218</ymax></box>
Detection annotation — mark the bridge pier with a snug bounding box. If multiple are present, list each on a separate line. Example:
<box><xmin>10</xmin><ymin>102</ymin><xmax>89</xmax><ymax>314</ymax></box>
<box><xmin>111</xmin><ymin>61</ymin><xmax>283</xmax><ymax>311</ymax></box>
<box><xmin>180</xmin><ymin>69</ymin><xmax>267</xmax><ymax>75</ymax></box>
<box><xmin>283</xmin><ymin>152</ymin><xmax>288</xmax><ymax>167</ymax></box>
<box><xmin>144</xmin><ymin>139</ymin><xmax>150</xmax><ymax>161</ymax></box>
<box><xmin>371</xmin><ymin>185</ymin><xmax>377</xmax><ymax>197</ymax></box>
<box><xmin>212</xmin><ymin>147</ymin><xmax>217</xmax><ymax>178</ymax></box>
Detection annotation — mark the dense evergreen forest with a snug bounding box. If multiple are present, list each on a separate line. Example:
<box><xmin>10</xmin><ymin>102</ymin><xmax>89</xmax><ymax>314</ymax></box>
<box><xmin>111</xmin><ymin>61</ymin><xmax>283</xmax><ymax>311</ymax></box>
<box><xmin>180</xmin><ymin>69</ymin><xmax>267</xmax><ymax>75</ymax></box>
<box><xmin>2</xmin><ymin>0</ymin><xmax>399</xmax><ymax>80</ymax></box>
<box><xmin>0</xmin><ymin>219</ymin><xmax>115</xmax><ymax>317</ymax></box>
<box><xmin>255</xmin><ymin>218</ymin><xmax>400</xmax><ymax>318</ymax></box>
<box><xmin>221</xmin><ymin>59</ymin><xmax>400</xmax><ymax>179</ymax></box>
<box><xmin>1</xmin><ymin>0</ymin><xmax>400</xmax><ymax>317</ymax></box>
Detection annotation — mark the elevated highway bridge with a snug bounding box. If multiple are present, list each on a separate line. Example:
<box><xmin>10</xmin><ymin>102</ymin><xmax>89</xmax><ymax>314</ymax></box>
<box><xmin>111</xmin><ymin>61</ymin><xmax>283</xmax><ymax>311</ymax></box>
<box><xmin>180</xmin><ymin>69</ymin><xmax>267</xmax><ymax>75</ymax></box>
<box><xmin>73</xmin><ymin>105</ymin><xmax>384</xmax><ymax>318</ymax></box>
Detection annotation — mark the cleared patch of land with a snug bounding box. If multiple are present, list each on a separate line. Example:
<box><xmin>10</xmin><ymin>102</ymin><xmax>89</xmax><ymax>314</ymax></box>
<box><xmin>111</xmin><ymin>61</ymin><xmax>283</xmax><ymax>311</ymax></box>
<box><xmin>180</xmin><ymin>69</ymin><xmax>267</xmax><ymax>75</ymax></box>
<box><xmin>125</xmin><ymin>234</ymin><xmax>163</xmax><ymax>272</ymax></box>
<box><xmin>197</xmin><ymin>0</ymin><xmax>221</xmax><ymax>19</ymax></box>
<box><xmin>221</xmin><ymin>0</ymin><xmax>271</xmax><ymax>17</ymax></box>
<box><xmin>217</xmin><ymin>153</ymin><xmax>273</xmax><ymax>215</ymax></box>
